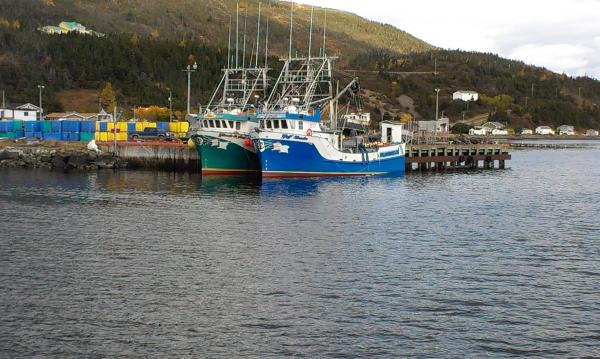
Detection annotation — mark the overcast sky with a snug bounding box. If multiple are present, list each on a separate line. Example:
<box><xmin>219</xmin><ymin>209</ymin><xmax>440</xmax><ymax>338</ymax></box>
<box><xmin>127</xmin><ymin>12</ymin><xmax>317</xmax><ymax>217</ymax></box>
<box><xmin>295</xmin><ymin>0</ymin><xmax>600</xmax><ymax>79</ymax></box>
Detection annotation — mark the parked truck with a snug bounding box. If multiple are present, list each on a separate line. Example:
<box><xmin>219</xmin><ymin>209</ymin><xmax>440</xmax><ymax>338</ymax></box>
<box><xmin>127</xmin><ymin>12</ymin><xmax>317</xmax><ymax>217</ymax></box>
<box><xmin>128</xmin><ymin>127</ymin><xmax>175</xmax><ymax>141</ymax></box>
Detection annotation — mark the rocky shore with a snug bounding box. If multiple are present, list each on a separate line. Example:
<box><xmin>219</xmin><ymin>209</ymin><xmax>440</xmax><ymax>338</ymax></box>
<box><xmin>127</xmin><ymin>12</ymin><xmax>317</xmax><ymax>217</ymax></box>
<box><xmin>0</xmin><ymin>141</ymin><xmax>127</xmax><ymax>171</ymax></box>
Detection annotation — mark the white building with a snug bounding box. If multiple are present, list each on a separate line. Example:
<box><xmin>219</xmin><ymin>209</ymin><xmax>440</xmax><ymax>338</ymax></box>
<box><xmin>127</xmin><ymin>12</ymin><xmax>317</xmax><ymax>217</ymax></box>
<box><xmin>521</xmin><ymin>128</ymin><xmax>533</xmax><ymax>135</ymax></box>
<box><xmin>417</xmin><ymin>118</ymin><xmax>449</xmax><ymax>133</ymax></box>
<box><xmin>469</xmin><ymin>127</ymin><xmax>487</xmax><ymax>136</ymax></box>
<box><xmin>491</xmin><ymin>129</ymin><xmax>508</xmax><ymax>135</ymax></box>
<box><xmin>535</xmin><ymin>126</ymin><xmax>555</xmax><ymax>135</ymax></box>
<box><xmin>0</xmin><ymin>103</ymin><xmax>42</xmax><ymax>121</ymax></box>
<box><xmin>453</xmin><ymin>90</ymin><xmax>479</xmax><ymax>102</ymax></box>
<box><xmin>585</xmin><ymin>129</ymin><xmax>598</xmax><ymax>136</ymax></box>
<box><xmin>557</xmin><ymin>125</ymin><xmax>575</xmax><ymax>136</ymax></box>
<box><xmin>381</xmin><ymin>121</ymin><xmax>404</xmax><ymax>143</ymax></box>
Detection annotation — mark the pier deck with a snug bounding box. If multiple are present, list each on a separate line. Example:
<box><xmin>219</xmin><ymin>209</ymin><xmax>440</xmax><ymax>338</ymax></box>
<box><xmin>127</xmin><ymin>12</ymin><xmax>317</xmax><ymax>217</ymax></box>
<box><xmin>405</xmin><ymin>144</ymin><xmax>511</xmax><ymax>171</ymax></box>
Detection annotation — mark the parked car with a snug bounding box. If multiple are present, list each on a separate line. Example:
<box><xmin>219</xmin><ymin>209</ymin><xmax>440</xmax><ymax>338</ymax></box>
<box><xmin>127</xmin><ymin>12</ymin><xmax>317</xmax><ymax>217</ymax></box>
<box><xmin>128</xmin><ymin>127</ymin><xmax>175</xmax><ymax>141</ymax></box>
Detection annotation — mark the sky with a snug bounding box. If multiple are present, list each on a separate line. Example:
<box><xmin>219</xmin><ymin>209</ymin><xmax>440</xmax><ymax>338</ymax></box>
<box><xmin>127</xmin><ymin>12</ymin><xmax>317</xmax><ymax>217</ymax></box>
<box><xmin>295</xmin><ymin>0</ymin><xmax>600</xmax><ymax>79</ymax></box>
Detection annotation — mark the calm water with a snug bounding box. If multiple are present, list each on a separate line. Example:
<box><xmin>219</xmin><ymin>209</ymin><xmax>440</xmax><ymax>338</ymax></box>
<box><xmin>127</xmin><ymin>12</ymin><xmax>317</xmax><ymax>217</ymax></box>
<box><xmin>1</xmin><ymin>144</ymin><xmax>600</xmax><ymax>357</ymax></box>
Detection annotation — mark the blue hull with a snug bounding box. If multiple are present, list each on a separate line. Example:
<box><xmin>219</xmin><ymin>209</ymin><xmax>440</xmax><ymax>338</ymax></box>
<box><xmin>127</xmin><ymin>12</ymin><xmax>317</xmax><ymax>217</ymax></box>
<box><xmin>255</xmin><ymin>139</ymin><xmax>405</xmax><ymax>177</ymax></box>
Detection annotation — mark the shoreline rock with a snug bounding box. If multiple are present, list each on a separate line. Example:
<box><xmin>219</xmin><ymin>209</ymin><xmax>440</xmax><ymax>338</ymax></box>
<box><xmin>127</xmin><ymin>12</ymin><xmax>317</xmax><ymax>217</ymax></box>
<box><xmin>0</xmin><ymin>146</ymin><xmax>127</xmax><ymax>171</ymax></box>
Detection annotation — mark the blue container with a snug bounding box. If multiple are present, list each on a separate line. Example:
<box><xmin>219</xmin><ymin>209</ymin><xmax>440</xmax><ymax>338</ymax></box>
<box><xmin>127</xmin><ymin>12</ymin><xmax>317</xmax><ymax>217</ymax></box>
<box><xmin>80</xmin><ymin>121</ymin><xmax>95</xmax><ymax>133</ymax></box>
<box><xmin>51</xmin><ymin>121</ymin><xmax>62</xmax><ymax>132</ymax></box>
<box><xmin>157</xmin><ymin>122</ymin><xmax>170</xmax><ymax>131</ymax></box>
<box><xmin>43</xmin><ymin>133</ymin><xmax>62</xmax><ymax>141</ymax></box>
<box><xmin>24</xmin><ymin>131</ymin><xmax>35</xmax><ymax>138</ymax></box>
<box><xmin>99</xmin><ymin>122</ymin><xmax>108</xmax><ymax>132</ymax></box>
<box><xmin>68</xmin><ymin>132</ymin><xmax>80</xmax><ymax>141</ymax></box>
<box><xmin>14</xmin><ymin>131</ymin><xmax>24</xmax><ymax>138</ymax></box>
<box><xmin>127</xmin><ymin>122</ymin><xmax>137</xmax><ymax>132</ymax></box>
<box><xmin>24</xmin><ymin>121</ymin><xmax>41</xmax><ymax>132</ymax></box>
<box><xmin>63</xmin><ymin>120</ymin><xmax>82</xmax><ymax>133</ymax></box>
<box><xmin>61</xmin><ymin>133</ymin><xmax>70</xmax><ymax>141</ymax></box>
<box><xmin>4</xmin><ymin>121</ymin><xmax>14</xmax><ymax>132</ymax></box>
<box><xmin>0</xmin><ymin>122</ymin><xmax>7</xmax><ymax>132</ymax></box>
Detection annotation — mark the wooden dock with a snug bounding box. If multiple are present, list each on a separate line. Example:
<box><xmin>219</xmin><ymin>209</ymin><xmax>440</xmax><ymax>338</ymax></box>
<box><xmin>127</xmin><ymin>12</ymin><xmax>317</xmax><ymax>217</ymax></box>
<box><xmin>405</xmin><ymin>144</ymin><xmax>511</xmax><ymax>171</ymax></box>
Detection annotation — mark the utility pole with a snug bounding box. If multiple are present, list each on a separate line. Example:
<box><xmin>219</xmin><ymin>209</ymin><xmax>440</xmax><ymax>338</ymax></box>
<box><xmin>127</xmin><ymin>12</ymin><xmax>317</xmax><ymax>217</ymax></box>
<box><xmin>113</xmin><ymin>102</ymin><xmax>118</xmax><ymax>153</ymax></box>
<box><xmin>183</xmin><ymin>62</ymin><xmax>198</xmax><ymax>115</ymax></box>
<box><xmin>168</xmin><ymin>90</ymin><xmax>173</xmax><ymax>122</ymax></box>
<box><xmin>434</xmin><ymin>88</ymin><xmax>440</xmax><ymax>142</ymax></box>
<box><xmin>531</xmin><ymin>83</ymin><xmax>535</xmax><ymax>97</ymax></box>
<box><xmin>37</xmin><ymin>85</ymin><xmax>45</xmax><ymax>120</ymax></box>
<box><xmin>1</xmin><ymin>90</ymin><xmax>5</xmax><ymax>108</ymax></box>
<box><xmin>434</xmin><ymin>58</ymin><xmax>437</xmax><ymax>76</ymax></box>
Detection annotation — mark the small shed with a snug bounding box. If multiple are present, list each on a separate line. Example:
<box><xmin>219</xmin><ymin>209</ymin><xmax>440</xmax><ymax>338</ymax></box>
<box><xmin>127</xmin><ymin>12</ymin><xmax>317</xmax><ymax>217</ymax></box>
<box><xmin>381</xmin><ymin>121</ymin><xmax>403</xmax><ymax>144</ymax></box>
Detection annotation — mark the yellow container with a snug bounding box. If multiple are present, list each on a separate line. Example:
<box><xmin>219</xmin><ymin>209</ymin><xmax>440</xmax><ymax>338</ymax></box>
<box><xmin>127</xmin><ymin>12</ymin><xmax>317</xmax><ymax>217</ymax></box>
<box><xmin>107</xmin><ymin>122</ymin><xmax>114</xmax><ymax>131</ymax></box>
<box><xmin>135</xmin><ymin>122</ymin><xmax>144</xmax><ymax>131</ymax></box>
<box><xmin>180</xmin><ymin>122</ymin><xmax>189</xmax><ymax>132</ymax></box>
<box><xmin>98</xmin><ymin>132</ymin><xmax>107</xmax><ymax>142</ymax></box>
<box><xmin>94</xmin><ymin>132</ymin><xmax>101</xmax><ymax>140</ymax></box>
<box><xmin>117</xmin><ymin>132</ymin><xmax>128</xmax><ymax>141</ymax></box>
<box><xmin>117</xmin><ymin>122</ymin><xmax>128</xmax><ymax>132</ymax></box>
<box><xmin>169</xmin><ymin>122</ymin><xmax>179</xmax><ymax>133</ymax></box>
<box><xmin>95</xmin><ymin>121</ymin><xmax>101</xmax><ymax>132</ymax></box>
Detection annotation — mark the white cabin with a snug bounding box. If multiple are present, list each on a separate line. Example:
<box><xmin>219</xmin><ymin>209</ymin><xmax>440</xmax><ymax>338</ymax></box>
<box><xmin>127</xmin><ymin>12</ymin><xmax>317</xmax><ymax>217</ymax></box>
<box><xmin>469</xmin><ymin>127</ymin><xmax>487</xmax><ymax>136</ymax></box>
<box><xmin>557</xmin><ymin>125</ymin><xmax>575</xmax><ymax>136</ymax></box>
<box><xmin>535</xmin><ymin>126</ymin><xmax>555</xmax><ymax>135</ymax></box>
<box><xmin>521</xmin><ymin>128</ymin><xmax>533</xmax><ymax>135</ymax></box>
<box><xmin>453</xmin><ymin>90</ymin><xmax>479</xmax><ymax>102</ymax></box>
<box><xmin>585</xmin><ymin>129</ymin><xmax>598</xmax><ymax>136</ymax></box>
<box><xmin>381</xmin><ymin>121</ymin><xmax>404</xmax><ymax>144</ymax></box>
<box><xmin>0</xmin><ymin>103</ymin><xmax>41</xmax><ymax>121</ymax></box>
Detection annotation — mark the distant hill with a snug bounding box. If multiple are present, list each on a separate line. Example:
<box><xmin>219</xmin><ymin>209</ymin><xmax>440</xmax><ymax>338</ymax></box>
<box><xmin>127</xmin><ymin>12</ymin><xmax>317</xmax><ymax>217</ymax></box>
<box><xmin>350</xmin><ymin>50</ymin><xmax>600</xmax><ymax>130</ymax></box>
<box><xmin>4</xmin><ymin>0</ymin><xmax>433</xmax><ymax>61</ymax></box>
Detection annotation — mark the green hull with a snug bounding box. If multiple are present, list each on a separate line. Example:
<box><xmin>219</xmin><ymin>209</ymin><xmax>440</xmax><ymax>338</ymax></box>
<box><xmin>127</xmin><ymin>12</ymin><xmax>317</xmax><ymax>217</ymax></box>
<box><xmin>195</xmin><ymin>134</ymin><xmax>259</xmax><ymax>174</ymax></box>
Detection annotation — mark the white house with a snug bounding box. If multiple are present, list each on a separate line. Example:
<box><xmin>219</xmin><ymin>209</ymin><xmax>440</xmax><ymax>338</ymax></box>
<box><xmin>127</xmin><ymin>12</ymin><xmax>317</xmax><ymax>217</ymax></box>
<box><xmin>469</xmin><ymin>127</ymin><xmax>487</xmax><ymax>136</ymax></box>
<box><xmin>521</xmin><ymin>128</ymin><xmax>533</xmax><ymax>135</ymax></box>
<box><xmin>557</xmin><ymin>125</ymin><xmax>575</xmax><ymax>136</ymax></box>
<box><xmin>535</xmin><ymin>126</ymin><xmax>555</xmax><ymax>135</ymax></box>
<box><xmin>453</xmin><ymin>90</ymin><xmax>479</xmax><ymax>102</ymax></box>
<box><xmin>585</xmin><ymin>129</ymin><xmax>599</xmax><ymax>136</ymax></box>
<box><xmin>0</xmin><ymin>103</ymin><xmax>42</xmax><ymax>121</ymax></box>
<box><xmin>491</xmin><ymin>128</ymin><xmax>508</xmax><ymax>135</ymax></box>
<box><xmin>417</xmin><ymin>118</ymin><xmax>449</xmax><ymax>133</ymax></box>
<box><xmin>381</xmin><ymin>121</ymin><xmax>404</xmax><ymax>144</ymax></box>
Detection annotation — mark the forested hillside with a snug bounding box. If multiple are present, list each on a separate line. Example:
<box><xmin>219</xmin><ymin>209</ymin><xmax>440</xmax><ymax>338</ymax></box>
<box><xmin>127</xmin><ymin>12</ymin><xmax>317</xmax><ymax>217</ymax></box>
<box><xmin>351</xmin><ymin>50</ymin><xmax>600</xmax><ymax>130</ymax></box>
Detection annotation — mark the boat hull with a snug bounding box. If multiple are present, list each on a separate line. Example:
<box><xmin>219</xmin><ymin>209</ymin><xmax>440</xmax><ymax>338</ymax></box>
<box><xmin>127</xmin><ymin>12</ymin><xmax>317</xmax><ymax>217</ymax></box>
<box><xmin>254</xmin><ymin>135</ymin><xmax>405</xmax><ymax>178</ymax></box>
<box><xmin>194</xmin><ymin>132</ymin><xmax>259</xmax><ymax>175</ymax></box>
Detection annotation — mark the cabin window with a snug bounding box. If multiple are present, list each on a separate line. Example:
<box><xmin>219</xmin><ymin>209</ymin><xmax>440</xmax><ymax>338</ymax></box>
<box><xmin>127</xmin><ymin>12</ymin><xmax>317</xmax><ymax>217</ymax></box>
<box><xmin>235</xmin><ymin>122</ymin><xmax>241</xmax><ymax>130</ymax></box>
<box><xmin>273</xmin><ymin>120</ymin><xmax>280</xmax><ymax>129</ymax></box>
<box><xmin>223</xmin><ymin>120</ymin><xmax>229</xmax><ymax>128</ymax></box>
<box><xmin>298</xmin><ymin>120</ymin><xmax>304</xmax><ymax>130</ymax></box>
<box><xmin>215</xmin><ymin>120</ymin><xmax>221</xmax><ymax>128</ymax></box>
<box><xmin>24</xmin><ymin>112</ymin><xmax>29</xmax><ymax>116</ymax></box>
<box><xmin>229</xmin><ymin>121</ymin><xmax>234</xmax><ymax>129</ymax></box>
<box><xmin>266</xmin><ymin>120</ymin><xmax>272</xmax><ymax>129</ymax></box>
<box><xmin>281</xmin><ymin>120</ymin><xmax>289</xmax><ymax>129</ymax></box>
<box><xmin>259</xmin><ymin>120</ymin><xmax>264</xmax><ymax>129</ymax></box>
<box><xmin>209</xmin><ymin>120</ymin><xmax>215</xmax><ymax>128</ymax></box>
<box><xmin>203</xmin><ymin>120</ymin><xmax>209</xmax><ymax>127</ymax></box>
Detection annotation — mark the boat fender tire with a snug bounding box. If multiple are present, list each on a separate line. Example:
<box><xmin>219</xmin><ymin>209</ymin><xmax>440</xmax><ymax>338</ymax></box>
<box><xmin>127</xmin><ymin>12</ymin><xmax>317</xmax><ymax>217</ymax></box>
<box><xmin>306</xmin><ymin>128</ymin><xmax>313</xmax><ymax>136</ymax></box>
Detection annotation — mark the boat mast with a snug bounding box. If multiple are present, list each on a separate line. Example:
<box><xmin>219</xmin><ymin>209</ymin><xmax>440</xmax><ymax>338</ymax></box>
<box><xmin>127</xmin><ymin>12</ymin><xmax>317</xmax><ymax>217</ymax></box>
<box><xmin>264</xmin><ymin>4</ymin><xmax>269</xmax><ymax>67</ymax></box>
<box><xmin>255</xmin><ymin>2</ymin><xmax>261</xmax><ymax>68</ymax></box>
<box><xmin>322</xmin><ymin>8</ymin><xmax>327</xmax><ymax>57</ymax></box>
<box><xmin>288</xmin><ymin>1</ymin><xmax>294</xmax><ymax>60</ymax></box>
<box><xmin>227</xmin><ymin>16</ymin><xmax>232</xmax><ymax>68</ymax></box>
<box><xmin>236</xmin><ymin>2</ymin><xmax>239</xmax><ymax>68</ymax></box>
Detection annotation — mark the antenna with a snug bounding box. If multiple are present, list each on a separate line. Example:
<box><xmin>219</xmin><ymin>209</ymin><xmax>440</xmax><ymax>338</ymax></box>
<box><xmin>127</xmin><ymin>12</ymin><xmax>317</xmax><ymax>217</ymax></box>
<box><xmin>236</xmin><ymin>2</ymin><xmax>239</xmax><ymax>68</ymax></box>
<box><xmin>308</xmin><ymin>6</ymin><xmax>314</xmax><ymax>61</ymax></box>
<box><xmin>322</xmin><ymin>8</ymin><xmax>327</xmax><ymax>57</ymax></box>
<box><xmin>242</xmin><ymin>6</ymin><xmax>247</xmax><ymax>68</ymax></box>
<box><xmin>227</xmin><ymin>16</ymin><xmax>232</xmax><ymax>68</ymax></box>
<box><xmin>288</xmin><ymin>1</ymin><xmax>294</xmax><ymax>59</ymax></box>
<box><xmin>255</xmin><ymin>2</ymin><xmax>261</xmax><ymax>68</ymax></box>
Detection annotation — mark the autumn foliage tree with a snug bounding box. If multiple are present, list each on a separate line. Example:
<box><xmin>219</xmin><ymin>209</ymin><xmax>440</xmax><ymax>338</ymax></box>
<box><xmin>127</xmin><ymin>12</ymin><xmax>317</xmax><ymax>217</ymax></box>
<box><xmin>134</xmin><ymin>106</ymin><xmax>169</xmax><ymax>122</ymax></box>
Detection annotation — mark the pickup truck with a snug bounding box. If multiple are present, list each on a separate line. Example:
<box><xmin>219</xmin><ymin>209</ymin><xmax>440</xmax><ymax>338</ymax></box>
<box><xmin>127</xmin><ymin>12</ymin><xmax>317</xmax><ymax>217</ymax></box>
<box><xmin>128</xmin><ymin>127</ymin><xmax>175</xmax><ymax>141</ymax></box>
